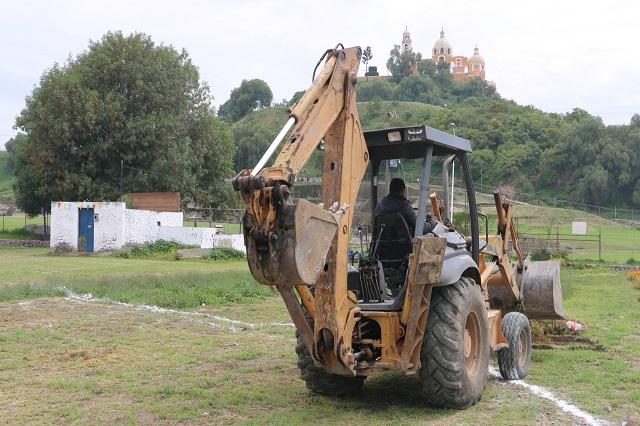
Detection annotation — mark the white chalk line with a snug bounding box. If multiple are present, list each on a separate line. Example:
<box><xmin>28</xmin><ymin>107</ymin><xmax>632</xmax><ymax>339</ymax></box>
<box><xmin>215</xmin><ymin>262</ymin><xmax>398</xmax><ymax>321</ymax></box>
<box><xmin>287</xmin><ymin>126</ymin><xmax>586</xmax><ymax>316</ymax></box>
<box><xmin>60</xmin><ymin>287</ymin><xmax>295</xmax><ymax>332</ymax></box>
<box><xmin>488</xmin><ymin>366</ymin><xmax>608</xmax><ymax>426</ymax></box>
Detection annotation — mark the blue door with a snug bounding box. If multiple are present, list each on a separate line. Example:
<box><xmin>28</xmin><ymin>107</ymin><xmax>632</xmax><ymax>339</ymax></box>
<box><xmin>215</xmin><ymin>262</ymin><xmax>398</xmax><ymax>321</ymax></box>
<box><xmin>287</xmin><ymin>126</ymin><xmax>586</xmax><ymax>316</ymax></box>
<box><xmin>78</xmin><ymin>208</ymin><xmax>95</xmax><ymax>252</ymax></box>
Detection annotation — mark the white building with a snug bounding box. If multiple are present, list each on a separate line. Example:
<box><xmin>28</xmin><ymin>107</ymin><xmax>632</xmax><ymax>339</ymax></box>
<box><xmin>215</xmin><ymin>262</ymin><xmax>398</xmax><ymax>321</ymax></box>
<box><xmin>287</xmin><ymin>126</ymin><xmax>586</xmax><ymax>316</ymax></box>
<box><xmin>49</xmin><ymin>201</ymin><xmax>221</xmax><ymax>252</ymax></box>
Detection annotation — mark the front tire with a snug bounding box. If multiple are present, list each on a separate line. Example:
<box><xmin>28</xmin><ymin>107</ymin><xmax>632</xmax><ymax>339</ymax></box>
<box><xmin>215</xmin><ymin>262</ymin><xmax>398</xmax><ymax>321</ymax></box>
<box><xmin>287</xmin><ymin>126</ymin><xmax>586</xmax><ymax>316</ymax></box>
<box><xmin>420</xmin><ymin>276</ymin><xmax>490</xmax><ymax>408</ymax></box>
<box><xmin>295</xmin><ymin>312</ymin><xmax>365</xmax><ymax>396</ymax></box>
<box><xmin>497</xmin><ymin>312</ymin><xmax>532</xmax><ymax>380</ymax></box>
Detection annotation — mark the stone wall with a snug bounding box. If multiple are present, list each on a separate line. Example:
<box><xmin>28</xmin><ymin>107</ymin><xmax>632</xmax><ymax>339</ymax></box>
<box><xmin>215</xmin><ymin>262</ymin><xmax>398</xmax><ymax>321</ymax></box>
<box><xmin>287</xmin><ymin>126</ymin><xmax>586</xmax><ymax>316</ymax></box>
<box><xmin>0</xmin><ymin>239</ymin><xmax>49</xmax><ymax>248</ymax></box>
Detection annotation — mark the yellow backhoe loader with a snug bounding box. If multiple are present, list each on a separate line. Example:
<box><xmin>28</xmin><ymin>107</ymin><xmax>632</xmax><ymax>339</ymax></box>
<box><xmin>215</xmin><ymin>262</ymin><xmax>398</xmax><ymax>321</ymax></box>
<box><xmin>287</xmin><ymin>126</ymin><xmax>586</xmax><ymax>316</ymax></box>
<box><xmin>232</xmin><ymin>45</ymin><xmax>565</xmax><ymax>408</ymax></box>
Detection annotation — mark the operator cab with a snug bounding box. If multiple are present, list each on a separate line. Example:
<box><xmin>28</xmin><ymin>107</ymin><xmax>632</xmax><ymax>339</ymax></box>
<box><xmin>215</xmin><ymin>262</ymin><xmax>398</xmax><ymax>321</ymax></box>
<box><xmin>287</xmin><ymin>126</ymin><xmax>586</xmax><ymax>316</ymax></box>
<box><xmin>350</xmin><ymin>125</ymin><xmax>480</xmax><ymax>311</ymax></box>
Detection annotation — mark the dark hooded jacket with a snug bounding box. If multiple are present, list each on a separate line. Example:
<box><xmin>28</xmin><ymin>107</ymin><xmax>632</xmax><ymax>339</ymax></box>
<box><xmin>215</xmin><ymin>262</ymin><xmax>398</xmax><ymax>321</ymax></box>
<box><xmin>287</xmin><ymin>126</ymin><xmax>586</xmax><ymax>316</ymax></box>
<box><xmin>373</xmin><ymin>193</ymin><xmax>417</xmax><ymax>232</ymax></box>
<box><xmin>373</xmin><ymin>193</ymin><xmax>437</xmax><ymax>235</ymax></box>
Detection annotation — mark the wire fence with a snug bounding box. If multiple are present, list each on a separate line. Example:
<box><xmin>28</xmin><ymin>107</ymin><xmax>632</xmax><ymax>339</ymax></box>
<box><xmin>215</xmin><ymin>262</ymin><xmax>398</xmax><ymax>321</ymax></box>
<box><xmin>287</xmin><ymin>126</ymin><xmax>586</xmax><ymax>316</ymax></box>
<box><xmin>375</xmin><ymin>171</ymin><xmax>640</xmax><ymax>223</ymax></box>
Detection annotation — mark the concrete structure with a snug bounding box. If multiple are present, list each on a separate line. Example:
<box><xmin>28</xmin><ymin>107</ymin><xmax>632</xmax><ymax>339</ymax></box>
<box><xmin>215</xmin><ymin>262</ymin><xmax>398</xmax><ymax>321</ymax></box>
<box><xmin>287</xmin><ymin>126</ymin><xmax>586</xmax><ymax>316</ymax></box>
<box><xmin>50</xmin><ymin>201</ymin><xmax>215</xmax><ymax>252</ymax></box>
<box><xmin>213</xmin><ymin>234</ymin><xmax>246</xmax><ymax>253</ymax></box>
<box><xmin>158</xmin><ymin>226</ymin><xmax>216</xmax><ymax>249</ymax></box>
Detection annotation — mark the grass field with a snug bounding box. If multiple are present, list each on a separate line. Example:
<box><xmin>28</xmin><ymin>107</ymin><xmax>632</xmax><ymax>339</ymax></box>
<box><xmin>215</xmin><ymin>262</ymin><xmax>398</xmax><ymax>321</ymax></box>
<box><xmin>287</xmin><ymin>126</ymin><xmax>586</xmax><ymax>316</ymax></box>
<box><xmin>0</xmin><ymin>248</ymin><xmax>638</xmax><ymax>424</ymax></box>
<box><xmin>517</xmin><ymin>222</ymin><xmax>640</xmax><ymax>264</ymax></box>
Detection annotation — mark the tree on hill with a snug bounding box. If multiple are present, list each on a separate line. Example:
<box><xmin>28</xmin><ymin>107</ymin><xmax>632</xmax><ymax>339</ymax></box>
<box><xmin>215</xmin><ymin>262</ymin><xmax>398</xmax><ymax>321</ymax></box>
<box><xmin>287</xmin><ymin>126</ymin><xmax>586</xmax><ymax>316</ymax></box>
<box><xmin>13</xmin><ymin>31</ymin><xmax>235</xmax><ymax>215</ymax></box>
<box><xmin>287</xmin><ymin>90</ymin><xmax>305</xmax><ymax>108</ymax></box>
<box><xmin>219</xmin><ymin>79</ymin><xmax>273</xmax><ymax>122</ymax></box>
<box><xmin>362</xmin><ymin>46</ymin><xmax>373</xmax><ymax>72</ymax></box>
<box><xmin>386</xmin><ymin>45</ymin><xmax>422</xmax><ymax>80</ymax></box>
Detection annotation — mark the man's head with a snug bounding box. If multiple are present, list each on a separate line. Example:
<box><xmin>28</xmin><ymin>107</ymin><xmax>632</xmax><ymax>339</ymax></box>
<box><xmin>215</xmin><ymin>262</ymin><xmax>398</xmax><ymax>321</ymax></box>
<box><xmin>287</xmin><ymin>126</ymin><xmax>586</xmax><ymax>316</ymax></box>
<box><xmin>389</xmin><ymin>178</ymin><xmax>406</xmax><ymax>197</ymax></box>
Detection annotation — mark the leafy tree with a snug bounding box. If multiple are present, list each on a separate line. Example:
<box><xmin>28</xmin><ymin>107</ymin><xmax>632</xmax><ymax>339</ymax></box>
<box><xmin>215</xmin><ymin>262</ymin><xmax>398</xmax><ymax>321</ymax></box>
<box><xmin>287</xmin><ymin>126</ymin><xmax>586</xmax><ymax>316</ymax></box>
<box><xmin>577</xmin><ymin>164</ymin><xmax>610</xmax><ymax>204</ymax></box>
<box><xmin>386</xmin><ymin>45</ymin><xmax>422</xmax><ymax>80</ymax></box>
<box><xmin>357</xmin><ymin>79</ymin><xmax>395</xmax><ymax>102</ymax></box>
<box><xmin>287</xmin><ymin>90</ymin><xmax>305</xmax><ymax>108</ymax></box>
<box><xmin>219</xmin><ymin>79</ymin><xmax>273</xmax><ymax>122</ymax></box>
<box><xmin>417</xmin><ymin>59</ymin><xmax>437</xmax><ymax>77</ymax></box>
<box><xmin>633</xmin><ymin>183</ymin><xmax>640</xmax><ymax>207</ymax></box>
<box><xmin>4</xmin><ymin>133</ymin><xmax>26</xmax><ymax>174</ymax></box>
<box><xmin>362</xmin><ymin>46</ymin><xmax>373</xmax><ymax>72</ymax></box>
<box><xmin>231</xmin><ymin>107</ymin><xmax>289</xmax><ymax>172</ymax></box>
<box><xmin>14</xmin><ymin>31</ymin><xmax>235</xmax><ymax>215</ymax></box>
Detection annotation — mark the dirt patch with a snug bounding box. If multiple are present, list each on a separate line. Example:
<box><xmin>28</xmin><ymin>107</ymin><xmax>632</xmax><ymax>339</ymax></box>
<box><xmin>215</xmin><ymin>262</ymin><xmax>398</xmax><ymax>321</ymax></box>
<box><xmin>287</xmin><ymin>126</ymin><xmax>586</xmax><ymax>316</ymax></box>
<box><xmin>533</xmin><ymin>335</ymin><xmax>606</xmax><ymax>352</ymax></box>
<box><xmin>531</xmin><ymin>320</ymin><xmax>605</xmax><ymax>351</ymax></box>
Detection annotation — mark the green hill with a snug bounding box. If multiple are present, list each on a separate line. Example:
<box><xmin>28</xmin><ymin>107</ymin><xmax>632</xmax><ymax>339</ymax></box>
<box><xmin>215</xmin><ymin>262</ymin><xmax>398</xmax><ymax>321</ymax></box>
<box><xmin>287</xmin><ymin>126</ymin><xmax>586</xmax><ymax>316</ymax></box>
<box><xmin>0</xmin><ymin>151</ymin><xmax>14</xmax><ymax>203</ymax></box>
<box><xmin>230</xmin><ymin>72</ymin><xmax>640</xmax><ymax>211</ymax></box>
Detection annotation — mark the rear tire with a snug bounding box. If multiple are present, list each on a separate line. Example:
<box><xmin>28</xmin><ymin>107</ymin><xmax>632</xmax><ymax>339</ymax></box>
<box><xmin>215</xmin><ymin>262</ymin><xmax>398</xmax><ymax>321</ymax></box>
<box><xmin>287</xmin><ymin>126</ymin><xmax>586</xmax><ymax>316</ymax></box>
<box><xmin>420</xmin><ymin>276</ymin><xmax>490</xmax><ymax>408</ymax></box>
<box><xmin>497</xmin><ymin>312</ymin><xmax>532</xmax><ymax>380</ymax></box>
<box><xmin>295</xmin><ymin>312</ymin><xmax>365</xmax><ymax>396</ymax></box>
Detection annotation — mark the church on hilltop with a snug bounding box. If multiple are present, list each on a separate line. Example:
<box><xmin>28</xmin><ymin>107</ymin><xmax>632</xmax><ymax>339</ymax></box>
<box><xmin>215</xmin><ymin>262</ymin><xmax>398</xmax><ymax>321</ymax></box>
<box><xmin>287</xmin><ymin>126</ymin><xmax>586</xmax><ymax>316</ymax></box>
<box><xmin>402</xmin><ymin>27</ymin><xmax>487</xmax><ymax>82</ymax></box>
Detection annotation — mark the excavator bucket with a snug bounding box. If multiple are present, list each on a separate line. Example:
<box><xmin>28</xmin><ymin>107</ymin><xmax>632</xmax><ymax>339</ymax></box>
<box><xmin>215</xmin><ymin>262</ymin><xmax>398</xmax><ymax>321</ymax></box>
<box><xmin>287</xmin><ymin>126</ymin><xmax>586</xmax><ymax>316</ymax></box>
<box><xmin>244</xmin><ymin>199</ymin><xmax>341</xmax><ymax>286</ymax></box>
<box><xmin>489</xmin><ymin>260</ymin><xmax>566</xmax><ymax>320</ymax></box>
<box><xmin>520</xmin><ymin>260</ymin><xmax>566</xmax><ymax>320</ymax></box>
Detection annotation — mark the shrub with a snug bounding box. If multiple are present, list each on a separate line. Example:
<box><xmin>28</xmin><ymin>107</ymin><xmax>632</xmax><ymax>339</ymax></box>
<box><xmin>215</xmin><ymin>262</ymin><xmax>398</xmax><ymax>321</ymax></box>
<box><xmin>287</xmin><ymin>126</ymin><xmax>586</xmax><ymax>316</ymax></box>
<box><xmin>208</xmin><ymin>247</ymin><xmax>245</xmax><ymax>261</ymax></box>
<box><xmin>130</xmin><ymin>240</ymin><xmax>183</xmax><ymax>256</ymax></box>
<box><xmin>117</xmin><ymin>240</ymin><xmax>185</xmax><ymax>258</ymax></box>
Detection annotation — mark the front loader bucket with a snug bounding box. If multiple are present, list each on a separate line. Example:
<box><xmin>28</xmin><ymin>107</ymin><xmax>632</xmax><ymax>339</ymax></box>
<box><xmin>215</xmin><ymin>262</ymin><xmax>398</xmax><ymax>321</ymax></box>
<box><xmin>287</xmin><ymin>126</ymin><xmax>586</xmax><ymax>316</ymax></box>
<box><xmin>244</xmin><ymin>199</ymin><xmax>340</xmax><ymax>286</ymax></box>
<box><xmin>520</xmin><ymin>260</ymin><xmax>566</xmax><ymax>320</ymax></box>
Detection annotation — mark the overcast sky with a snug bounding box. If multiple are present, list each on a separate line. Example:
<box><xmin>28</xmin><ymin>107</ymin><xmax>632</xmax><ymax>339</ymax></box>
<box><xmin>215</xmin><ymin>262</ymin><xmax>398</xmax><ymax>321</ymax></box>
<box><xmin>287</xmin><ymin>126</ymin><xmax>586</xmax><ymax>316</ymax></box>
<box><xmin>1</xmin><ymin>0</ymin><xmax>638</xmax><ymax>149</ymax></box>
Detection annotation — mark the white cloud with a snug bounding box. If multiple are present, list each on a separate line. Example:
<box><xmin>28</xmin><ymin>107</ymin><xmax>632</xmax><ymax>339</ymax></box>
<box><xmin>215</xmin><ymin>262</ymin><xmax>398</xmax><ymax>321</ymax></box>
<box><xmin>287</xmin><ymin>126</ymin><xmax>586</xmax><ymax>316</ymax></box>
<box><xmin>1</xmin><ymin>0</ymin><xmax>638</xmax><ymax>149</ymax></box>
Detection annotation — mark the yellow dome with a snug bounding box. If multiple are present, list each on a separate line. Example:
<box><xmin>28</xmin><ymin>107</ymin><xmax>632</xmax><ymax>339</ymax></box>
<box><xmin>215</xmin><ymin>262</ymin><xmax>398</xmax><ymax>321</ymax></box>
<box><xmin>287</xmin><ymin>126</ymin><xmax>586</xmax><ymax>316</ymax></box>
<box><xmin>432</xmin><ymin>29</ymin><xmax>452</xmax><ymax>56</ymax></box>
<box><xmin>469</xmin><ymin>45</ymin><xmax>485</xmax><ymax>65</ymax></box>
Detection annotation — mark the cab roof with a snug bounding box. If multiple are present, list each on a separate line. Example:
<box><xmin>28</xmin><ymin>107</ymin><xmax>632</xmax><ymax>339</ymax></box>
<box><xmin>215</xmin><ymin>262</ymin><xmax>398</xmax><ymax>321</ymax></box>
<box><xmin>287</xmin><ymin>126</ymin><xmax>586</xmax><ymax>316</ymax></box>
<box><xmin>363</xmin><ymin>125</ymin><xmax>471</xmax><ymax>161</ymax></box>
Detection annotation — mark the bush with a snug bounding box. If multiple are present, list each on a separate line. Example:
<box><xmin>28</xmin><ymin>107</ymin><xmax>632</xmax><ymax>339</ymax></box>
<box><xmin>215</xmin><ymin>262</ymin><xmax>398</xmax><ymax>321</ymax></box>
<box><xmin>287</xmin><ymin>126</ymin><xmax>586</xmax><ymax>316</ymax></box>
<box><xmin>208</xmin><ymin>247</ymin><xmax>246</xmax><ymax>261</ymax></box>
<box><xmin>627</xmin><ymin>258</ymin><xmax>638</xmax><ymax>265</ymax></box>
<box><xmin>117</xmin><ymin>240</ymin><xmax>185</xmax><ymax>258</ymax></box>
<box><xmin>131</xmin><ymin>240</ymin><xmax>183</xmax><ymax>256</ymax></box>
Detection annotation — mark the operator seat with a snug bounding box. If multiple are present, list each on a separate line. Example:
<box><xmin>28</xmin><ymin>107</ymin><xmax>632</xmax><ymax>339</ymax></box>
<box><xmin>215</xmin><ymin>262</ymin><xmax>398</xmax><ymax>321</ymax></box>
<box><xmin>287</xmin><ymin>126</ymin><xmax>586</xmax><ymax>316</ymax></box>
<box><xmin>371</xmin><ymin>213</ymin><xmax>413</xmax><ymax>293</ymax></box>
<box><xmin>357</xmin><ymin>213</ymin><xmax>413</xmax><ymax>311</ymax></box>
<box><xmin>370</xmin><ymin>213</ymin><xmax>413</xmax><ymax>269</ymax></box>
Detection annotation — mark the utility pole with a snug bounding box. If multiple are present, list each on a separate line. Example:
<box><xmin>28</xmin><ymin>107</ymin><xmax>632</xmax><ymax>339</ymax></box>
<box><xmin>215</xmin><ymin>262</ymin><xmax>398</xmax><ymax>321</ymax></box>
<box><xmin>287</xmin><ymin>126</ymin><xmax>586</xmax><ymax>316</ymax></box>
<box><xmin>120</xmin><ymin>159</ymin><xmax>124</xmax><ymax>196</ymax></box>
<box><xmin>598</xmin><ymin>228</ymin><xmax>602</xmax><ymax>262</ymax></box>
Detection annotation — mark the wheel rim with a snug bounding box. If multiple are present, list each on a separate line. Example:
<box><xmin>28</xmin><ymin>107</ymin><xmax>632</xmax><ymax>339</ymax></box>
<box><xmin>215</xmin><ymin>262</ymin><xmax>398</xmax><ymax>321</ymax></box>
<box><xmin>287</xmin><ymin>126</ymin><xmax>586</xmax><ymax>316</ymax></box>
<box><xmin>518</xmin><ymin>329</ymin><xmax>528</xmax><ymax>368</ymax></box>
<box><xmin>463</xmin><ymin>311</ymin><xmax>481</xmax><ymax>375</ymax></box>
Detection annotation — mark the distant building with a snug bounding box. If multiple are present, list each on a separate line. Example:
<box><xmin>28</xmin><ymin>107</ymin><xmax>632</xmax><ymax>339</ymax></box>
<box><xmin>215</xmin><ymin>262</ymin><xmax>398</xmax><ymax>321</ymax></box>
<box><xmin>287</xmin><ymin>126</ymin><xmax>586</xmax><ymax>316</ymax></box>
<box><xmin>432</xmin><ymin>28</ymin><xmax>453</xmax><ymax>64</ymax></box>
<box><xmin>360</xmin><ymin>27</ymin><xmax>491</xmax><ymax>85</ymax></box>
<box><xmin>402</xmin><ymin>26</ymin><xmax>413</xmax><ymax>53</ymax></box>
<box><xmin>430</xmin><ymin>28</ymin><xmax>486</xmax><ymax>82</ymax></box>
<box><xmin>49</xmin><ymin>201</ymin><xmax>240</xmax><ymax>252</ymax></box>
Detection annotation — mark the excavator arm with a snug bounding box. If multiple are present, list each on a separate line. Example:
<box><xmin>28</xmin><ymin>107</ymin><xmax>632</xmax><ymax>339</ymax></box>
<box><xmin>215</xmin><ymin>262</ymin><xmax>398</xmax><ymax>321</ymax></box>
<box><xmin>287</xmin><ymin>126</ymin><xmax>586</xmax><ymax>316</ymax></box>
<box><xmin>232</xmin><ymin>46</ymin><xmax>368</xmax><ymax>374</ymax></box>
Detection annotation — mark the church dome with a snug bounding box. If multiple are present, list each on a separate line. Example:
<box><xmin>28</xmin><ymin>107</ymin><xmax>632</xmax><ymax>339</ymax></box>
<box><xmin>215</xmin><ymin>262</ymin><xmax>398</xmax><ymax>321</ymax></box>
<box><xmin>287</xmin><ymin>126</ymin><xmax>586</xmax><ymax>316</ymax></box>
<box><xmin>432</xmin><ymin>28</ymin><xmax>452</xmax><ymax>56</ymax></box>
<box><xmin>469</xmin><ymin>45</ymin><xmax>485</xmax><ymax>65</ymax></box>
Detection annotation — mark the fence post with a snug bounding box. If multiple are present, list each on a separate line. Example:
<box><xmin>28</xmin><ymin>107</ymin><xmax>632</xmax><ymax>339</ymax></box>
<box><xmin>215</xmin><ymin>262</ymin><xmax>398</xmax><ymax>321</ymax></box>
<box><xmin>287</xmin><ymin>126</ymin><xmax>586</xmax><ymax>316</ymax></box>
<box><xmin>24</xmin><ymin>212</ymin><xmax>27</xmax><ymax>230</ymax></box>
<box><xmin>556</xmin><ymin>226</ymin><xmax>560</xmax><ymax>253</ymax></box>
<box><xmin>614</xmin><ymin>207</ymin><xmax>617</xmax><ymax>219</ymax></box>
<box><xmin>597</xmin><ymin>228</ymin><xmax>602</xmax><ymax>262</ymax></box>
